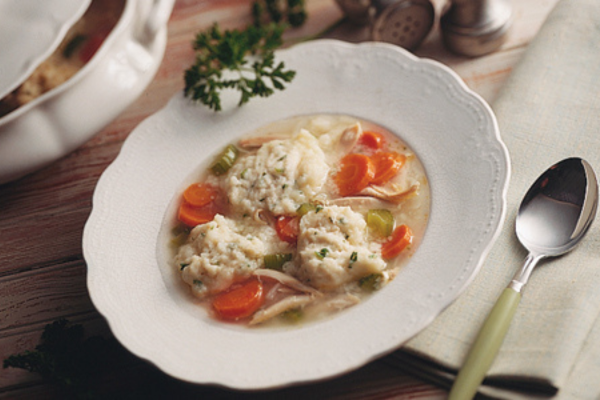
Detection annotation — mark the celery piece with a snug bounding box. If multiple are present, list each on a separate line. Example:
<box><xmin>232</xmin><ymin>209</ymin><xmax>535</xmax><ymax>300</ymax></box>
<box><xmin>359</xmin><ymin>273</ymin><xmax>384</xmax><ymax>292</ymax></box>
<box><xmin>296</xmin><ymin>203</ymin><xmax>316</xmax><ymax>216</ymax></box>
<box><xmin>264</xmin><ymin>253</ymin><xmax>293</xmax><ymax>271</ymax></box>
<box><xmin>280</xmin><ymin>308</ymin><xmax>303</xmax><ymax>323</ymax></box>
<box><xmin>63</xmin><ymin>34</ymin><xmax>88</xmax><ymax>58</ymax></box>
<box><xmin>367</xmin><ymin>209</ymin><xmax>394</xmax><ymax>237</ymax></box>
<box><xmin>211</xmin><ymin>145</ymin><xmax>239</xmax><ymax>176</ymax></box>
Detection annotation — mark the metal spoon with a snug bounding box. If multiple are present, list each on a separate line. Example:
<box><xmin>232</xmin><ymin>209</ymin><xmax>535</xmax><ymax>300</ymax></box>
<box><xmin>449</xmin><ymin>157</ymin><xmax>599</xmax><ymax>400</ymax></box>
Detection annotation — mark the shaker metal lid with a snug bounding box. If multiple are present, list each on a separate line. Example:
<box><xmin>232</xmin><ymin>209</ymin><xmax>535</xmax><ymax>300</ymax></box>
<box><xmin>0</xmin><ymin>0</ymin><xmax>91</xmax><ymax>99</ymax></box>
<box><xmin>371</xmin><ymin>0</ymin><xmax>434</xmax><ymax>50</ymax></box>
<box><xmin>335</xmin><ymin>0</ymin><xmax>435</xmax><ymax>51</ymax></box>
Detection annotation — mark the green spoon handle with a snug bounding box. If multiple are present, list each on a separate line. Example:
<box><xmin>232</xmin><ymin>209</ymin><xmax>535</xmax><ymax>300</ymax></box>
<box><xmin>448</xmin><ymin>287</ymin><xmax>522</xmax><ymax>400</ymax></box>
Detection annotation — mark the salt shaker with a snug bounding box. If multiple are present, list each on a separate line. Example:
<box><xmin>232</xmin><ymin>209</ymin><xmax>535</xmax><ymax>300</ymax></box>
<box><xmin>335</xmin><ymin>0</ymin><xmax>435</xmax><ymax>50</ymax></box>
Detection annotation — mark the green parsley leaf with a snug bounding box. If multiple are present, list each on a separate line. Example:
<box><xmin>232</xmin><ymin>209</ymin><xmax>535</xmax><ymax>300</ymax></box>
<box><xmin>315</xmin><ymin>248</ymin><xmax>329</xmax><ymax>259</ymax></box>
<box><xmin>349</xmin><ymin>251</ymin><xmax>358</xmax><ymax>268</ymax></box>
<box><xmin>184</xmin><ymin>22</ymin><xmax>296</xmax><ymax>111</ymax></box>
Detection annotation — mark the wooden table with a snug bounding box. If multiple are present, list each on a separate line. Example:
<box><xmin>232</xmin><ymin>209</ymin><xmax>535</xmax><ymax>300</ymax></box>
<box><xmin>0</xmin><ymin>0</ymin><xmax>558</xmax><ymax>398</ymax></box>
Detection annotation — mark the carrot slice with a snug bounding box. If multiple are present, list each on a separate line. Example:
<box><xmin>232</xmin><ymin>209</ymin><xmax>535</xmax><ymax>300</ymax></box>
<box><xmin>359</xmin><ymin>131</ymin><xmax>384</xmax><ymax>150</ymax></box>
<box><xmin>178</xmin><ymin>202</ymin><xmax>219</xmax><ymax>227</ymax></box>
<box><xmin>212</xmin><ymin>278</ymin><xmax>265</xmax><ymax>320</ymax></box>
<box><xmin>371</xmin><ymin>152</ymin><xmax>406</xmax><ymax>186</ymax></box>
<box><xmin>334</xmin><ymin>153</ymin><xmax>375</xmax><ymax>197</ymax></box>
<box><xmin>79</xmin><ymin>32</ymin><xmax>108</xmax><ymax>63</ymax></box>
<box><xmin>381</xmin><ymin>224</ymin><xmax>413</xmax><ymax>260</ymax></box>
<box><xmin>182</xmin><ymin>183</ymin><xmax>220</xmax><ymax>207</ymax></box>
<box><xmin>275</xmin><ymin>216</ymin><xmax>300</xmax><ymax>244</ymax></box>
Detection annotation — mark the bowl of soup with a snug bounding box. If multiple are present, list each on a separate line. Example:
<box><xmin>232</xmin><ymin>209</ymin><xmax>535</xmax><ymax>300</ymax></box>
<box><xmin>166</xmin><ymin>114</ymin><xmax>430</xmax><ymax>327</ymax></box>
<box><xmin>84</xmin><ymin>40</ymin><xmax>510</xmax><ymax>389</ymax></box>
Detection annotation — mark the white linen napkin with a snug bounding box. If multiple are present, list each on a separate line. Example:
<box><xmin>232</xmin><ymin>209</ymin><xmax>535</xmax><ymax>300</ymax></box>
<box><xmin>388</xmin><ymin>0</ymin><xmax>600</xmax><ymax>398</ymax></box>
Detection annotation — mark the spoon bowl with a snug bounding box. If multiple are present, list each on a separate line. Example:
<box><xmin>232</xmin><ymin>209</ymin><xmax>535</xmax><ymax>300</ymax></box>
<box><xmin>449</xmin><ymin>157</ymin><xmax>598</xmax><ymax>400</ymax></box>
<box><xmin>517</xmin><ymin>158</ymin><xmax>598</xmax><ymax>256</ymax></box>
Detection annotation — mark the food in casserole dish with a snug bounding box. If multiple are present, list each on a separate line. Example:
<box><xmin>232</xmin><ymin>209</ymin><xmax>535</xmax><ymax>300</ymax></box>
<box><xmin>0</xmin><ymin>0</ymin><xmax>124</xmax><ymax>118</ymax></box>
<box><xmin>170</xmin><ymin>114</ymin><xmax>430</xmax><ymax>326</ymax></box>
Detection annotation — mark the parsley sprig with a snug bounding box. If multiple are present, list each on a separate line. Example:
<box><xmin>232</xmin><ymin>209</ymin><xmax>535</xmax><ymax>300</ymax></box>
<box><xmin>3</xmin><ymin>319</ymin><xmax>128</xmax><ymax>398</ymax></box>
<box><xmin>184</xmin><ymin>1</ymin><xmax>305</xmax><ymax>111</ymax></box>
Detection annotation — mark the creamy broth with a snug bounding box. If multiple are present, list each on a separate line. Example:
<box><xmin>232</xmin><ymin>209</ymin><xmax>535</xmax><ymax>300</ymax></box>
<box><xmin>171</xmin><ymin>114</ymin><xmax>430</xmax><ymax>326</ymax></box>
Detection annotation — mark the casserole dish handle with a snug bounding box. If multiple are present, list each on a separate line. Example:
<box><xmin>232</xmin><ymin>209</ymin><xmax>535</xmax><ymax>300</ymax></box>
<box><xmin>136</xmin><ymin>0</ymin><xmax>175</xmax><ymax>43</ymax></box>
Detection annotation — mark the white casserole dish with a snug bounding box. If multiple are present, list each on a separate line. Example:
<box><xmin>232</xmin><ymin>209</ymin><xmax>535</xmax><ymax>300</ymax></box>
<box><xmin>0</xmin><ymin>0</ymin><xmax>174</xmax><ymax>184</ymax></box>
<box><xmin>0</xmin><ymin>0</ymin><xmax>91</xmax><ymax>99</ymax></box>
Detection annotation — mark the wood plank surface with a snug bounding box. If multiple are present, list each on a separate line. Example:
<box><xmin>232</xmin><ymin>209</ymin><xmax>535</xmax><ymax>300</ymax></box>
<box><xmin>0</xmin><ymin>0</ymin><xmax>558</xmax><ymax>397</ymax></box>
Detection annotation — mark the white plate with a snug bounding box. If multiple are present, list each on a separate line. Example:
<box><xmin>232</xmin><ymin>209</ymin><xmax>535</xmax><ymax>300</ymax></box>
<box><xmin>0</xmin><ymin>0</ymin><xmax>91</xmax><ymax>99</ymax></box>
<box><xmin>84</xmin><ymin>40</ymin><xmax>510</xmax><ymax>390</ymax></box>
